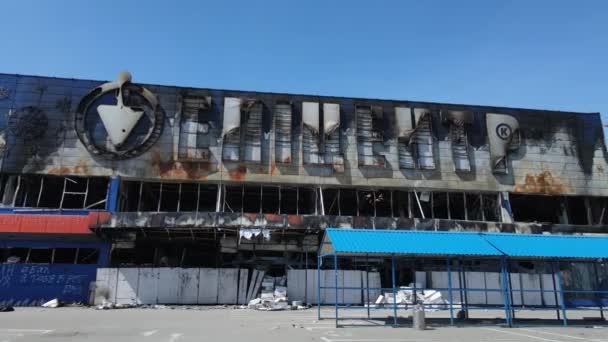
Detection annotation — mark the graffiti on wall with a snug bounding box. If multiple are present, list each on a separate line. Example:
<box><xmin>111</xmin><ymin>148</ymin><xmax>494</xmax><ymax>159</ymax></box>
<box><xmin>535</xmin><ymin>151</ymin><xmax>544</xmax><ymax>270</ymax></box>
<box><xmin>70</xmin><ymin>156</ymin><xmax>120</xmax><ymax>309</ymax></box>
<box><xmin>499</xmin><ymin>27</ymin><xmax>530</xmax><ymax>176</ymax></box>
<box><xmin>0</xmin><ymin>263</ymin><xmax>97</xmax><ymax>306</ymax></box>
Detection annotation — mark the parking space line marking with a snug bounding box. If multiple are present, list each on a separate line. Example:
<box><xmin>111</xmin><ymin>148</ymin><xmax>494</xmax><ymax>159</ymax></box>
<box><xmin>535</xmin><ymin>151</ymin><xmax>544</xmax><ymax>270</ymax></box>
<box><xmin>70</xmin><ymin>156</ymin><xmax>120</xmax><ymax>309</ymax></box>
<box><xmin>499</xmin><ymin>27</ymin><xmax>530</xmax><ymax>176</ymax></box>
<box><xmin>483</xmin><ymin>328</ymin><xmax>565</xmax><ymax>342</ymax></box>
<box><xmin>520</xmin><ymin>328</ymin><xmax>608</xmax><ymax>342</ymax></box>
<box><xmin>321</xmin><ymin>338</ymin><xmax>431</xmax><ymax>342</ymax></box>
<box><xmin>168</xmin><ymin>333</ymin><xmax>183</xmax><ymax>342</ymax></box>
<box><xmin>141</xmin><ymin>330</ymin><xmax>159</xmax><ymax>337</ymax></box>
<box><xmin>0</xmin><ymin>329</ymin><xmax>53</xmax><ymax>334</ymax></box>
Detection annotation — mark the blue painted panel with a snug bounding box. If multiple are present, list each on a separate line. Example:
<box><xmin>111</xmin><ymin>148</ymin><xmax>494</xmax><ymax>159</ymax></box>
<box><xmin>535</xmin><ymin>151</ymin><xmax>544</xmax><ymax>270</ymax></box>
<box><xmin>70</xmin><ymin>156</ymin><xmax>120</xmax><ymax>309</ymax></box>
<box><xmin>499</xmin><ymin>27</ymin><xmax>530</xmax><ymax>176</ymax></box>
<box><xmin>105</xmin><ymin>177</ymin><xmax>120</xmax><ymax>212</ymax></box>
<box><xmin>0</xmin><ymin>263</ymin><xmax>97</xmax><ymax>306</ymax></box>
<box><xmin>323</xmin><ymin>229</ymin><xmax>502</xmax><ymax>256</ymax></box>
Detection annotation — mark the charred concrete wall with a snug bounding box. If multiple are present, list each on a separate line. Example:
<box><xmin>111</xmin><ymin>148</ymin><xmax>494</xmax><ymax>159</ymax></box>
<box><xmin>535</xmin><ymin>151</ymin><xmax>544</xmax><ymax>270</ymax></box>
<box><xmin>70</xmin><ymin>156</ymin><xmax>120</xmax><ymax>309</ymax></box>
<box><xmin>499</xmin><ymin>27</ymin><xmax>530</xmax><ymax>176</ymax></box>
<box><xmin>0</xmin><ymin>73</ymin><xmax>606</xmax><ymax>196</ymax></box>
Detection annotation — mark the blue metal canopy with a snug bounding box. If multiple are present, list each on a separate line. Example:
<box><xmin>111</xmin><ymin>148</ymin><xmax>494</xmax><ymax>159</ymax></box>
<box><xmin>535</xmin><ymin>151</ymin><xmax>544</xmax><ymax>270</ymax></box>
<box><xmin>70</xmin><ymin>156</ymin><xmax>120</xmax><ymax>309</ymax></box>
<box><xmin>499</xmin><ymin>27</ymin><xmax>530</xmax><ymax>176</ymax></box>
<box><xmin>320</xmin><ymin>229</ymin><xmax>608</xmax><ymax>259</ymax></box>
<box><xmin>483</xmin><ymin>232</ymin><xmax>608</xmax><ymax>259</ymax></box>
<box><xmin>320</xmin><ymin>229</ymin><xmax>502</xmax><ymax>257</ymax></box>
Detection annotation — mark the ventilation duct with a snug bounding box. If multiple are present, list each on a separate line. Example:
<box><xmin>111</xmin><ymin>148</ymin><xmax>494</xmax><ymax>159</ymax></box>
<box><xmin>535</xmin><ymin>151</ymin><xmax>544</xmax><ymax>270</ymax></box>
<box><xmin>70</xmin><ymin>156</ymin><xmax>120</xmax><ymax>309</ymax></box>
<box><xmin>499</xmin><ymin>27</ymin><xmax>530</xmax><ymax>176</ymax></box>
<box><xmin>486</xmin><ymin>113</ymin><xmax>520</xmax><ymax>174</ymax></box>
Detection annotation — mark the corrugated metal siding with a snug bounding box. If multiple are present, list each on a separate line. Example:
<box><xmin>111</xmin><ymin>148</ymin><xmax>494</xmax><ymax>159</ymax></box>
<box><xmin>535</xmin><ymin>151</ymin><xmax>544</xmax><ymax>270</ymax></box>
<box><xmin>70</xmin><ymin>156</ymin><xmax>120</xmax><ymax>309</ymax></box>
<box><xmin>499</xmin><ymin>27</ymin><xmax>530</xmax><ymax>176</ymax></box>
<box><xmin>324</xmin><ymin>228</ymin><xmax>502</xmax><ymax>256</ymax></box>
<box><xmin>324</xmin><ymin>228</ymin><xmax>608</xmax><ymax>259</ymax></box>
<box><xmin>483</xmin><ymin>233</ymin><xmax>608</xmax><ymax>259</ymax></box>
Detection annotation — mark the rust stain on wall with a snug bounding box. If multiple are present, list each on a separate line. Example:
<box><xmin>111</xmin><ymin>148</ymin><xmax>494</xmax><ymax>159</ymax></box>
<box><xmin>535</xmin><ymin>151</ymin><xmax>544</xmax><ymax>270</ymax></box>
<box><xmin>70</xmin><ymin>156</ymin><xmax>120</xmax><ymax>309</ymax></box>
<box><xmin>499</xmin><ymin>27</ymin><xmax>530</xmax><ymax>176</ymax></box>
<box><xmin>513</xmin><ymin>170</ymin><xmax>567</xmax><ymax>194</ymax></box>
<box><xmin>73</xmin><ymin>160</ymin><xmax>90</xmax><ymax>175</ymax></box>
<box><xmin>228</xmin><ymin>165</ymin><xmax>247</xmax><ymax>181</ymax></box>
<box><xmin>48</xmin><ymin>166</ymin><xmax>71</xmax><ymax>175</ymax></box>
<box><xmin>151</xmin><ymin>150</ymin><xmax>200</xmax><ymax>180</ymax></box>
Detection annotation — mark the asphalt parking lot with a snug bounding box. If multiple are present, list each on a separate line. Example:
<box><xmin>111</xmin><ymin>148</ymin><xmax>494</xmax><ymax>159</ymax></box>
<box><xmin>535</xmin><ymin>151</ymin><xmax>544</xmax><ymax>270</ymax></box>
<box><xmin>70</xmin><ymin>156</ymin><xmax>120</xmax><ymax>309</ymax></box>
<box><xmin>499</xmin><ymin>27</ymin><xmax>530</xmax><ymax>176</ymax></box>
<box><xmin>0</xmin><ymin>307</ymin><xmax>606</xmax><ymax>342</ymax></box>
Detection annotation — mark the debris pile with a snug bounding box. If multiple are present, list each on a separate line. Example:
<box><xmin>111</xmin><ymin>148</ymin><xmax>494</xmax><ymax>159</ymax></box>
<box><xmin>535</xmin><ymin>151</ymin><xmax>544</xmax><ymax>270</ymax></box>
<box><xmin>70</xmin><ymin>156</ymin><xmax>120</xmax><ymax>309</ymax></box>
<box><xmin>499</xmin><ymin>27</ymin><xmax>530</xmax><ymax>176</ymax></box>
<box><xmin>41</xmin><ymin>298</ymin><xmax>62</xmax><ymax>308</ymax></box>
<box><xmin>374</xmin><ymin>287</ymin><xmax>449</xmax><ymax>310</ymax></box>
<box><xmin>248</xmin><ymin>275</ymin><xmax>293</xmax><ymax>311</ymax></box>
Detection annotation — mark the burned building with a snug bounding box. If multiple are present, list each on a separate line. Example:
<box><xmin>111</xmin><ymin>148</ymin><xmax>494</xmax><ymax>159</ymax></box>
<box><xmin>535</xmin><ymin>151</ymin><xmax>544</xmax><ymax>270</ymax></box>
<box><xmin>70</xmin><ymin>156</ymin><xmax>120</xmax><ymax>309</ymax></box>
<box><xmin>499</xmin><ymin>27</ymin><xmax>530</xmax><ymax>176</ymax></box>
<box><xmin>0</xmin><ymin>71</ymin><xmax>606</xmax><ymax>306</ymax></box>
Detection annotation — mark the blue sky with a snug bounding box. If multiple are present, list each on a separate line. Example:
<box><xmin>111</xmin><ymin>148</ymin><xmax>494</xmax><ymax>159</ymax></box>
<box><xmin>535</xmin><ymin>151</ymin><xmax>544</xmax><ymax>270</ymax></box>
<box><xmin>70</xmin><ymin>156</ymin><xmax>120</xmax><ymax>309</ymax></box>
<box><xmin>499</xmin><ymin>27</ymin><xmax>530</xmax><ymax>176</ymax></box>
<box><xmin>2</xmin><ymin>1</ymin><xmax>606</xmax><ymax>124</ymax></box>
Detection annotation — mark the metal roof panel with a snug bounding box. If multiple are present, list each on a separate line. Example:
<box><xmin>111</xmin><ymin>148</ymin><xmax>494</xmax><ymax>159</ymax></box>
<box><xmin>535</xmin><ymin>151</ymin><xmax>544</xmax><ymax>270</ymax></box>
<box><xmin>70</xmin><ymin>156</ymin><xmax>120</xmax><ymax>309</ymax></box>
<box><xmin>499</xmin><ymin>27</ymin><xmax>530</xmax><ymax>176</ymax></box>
<box><xmin>323</xmin><ymin>229</ymin><xmax>503</xmax><ymax>257</ymax></box>
<box><xmin>482</xmin><ymin>233</ymin><xmax>608</xmax><ymax>259</ymax></box>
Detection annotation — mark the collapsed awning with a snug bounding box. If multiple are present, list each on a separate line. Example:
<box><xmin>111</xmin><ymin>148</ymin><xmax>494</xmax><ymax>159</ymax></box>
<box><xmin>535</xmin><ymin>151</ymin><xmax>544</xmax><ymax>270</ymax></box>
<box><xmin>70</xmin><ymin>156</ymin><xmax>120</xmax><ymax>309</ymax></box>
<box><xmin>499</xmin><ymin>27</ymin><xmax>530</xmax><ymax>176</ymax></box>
<box><xmin>320</xmin><ymin>228</ymin><xmax>608</xmax><ymax>260</ymax></box>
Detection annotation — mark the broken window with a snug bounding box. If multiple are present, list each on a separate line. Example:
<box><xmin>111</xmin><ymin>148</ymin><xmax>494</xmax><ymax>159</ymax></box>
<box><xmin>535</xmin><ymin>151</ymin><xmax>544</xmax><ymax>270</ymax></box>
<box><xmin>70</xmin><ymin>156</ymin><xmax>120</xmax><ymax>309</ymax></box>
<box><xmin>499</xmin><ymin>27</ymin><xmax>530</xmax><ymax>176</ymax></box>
<box><xmin>224</xmin><ymin>185</ymin><xmax>244</xmax><ymax>213</ymax></box>
<box><xmin>274</xmin><ymin>102</ymin><xmax>293</xmax><ymax>164</ymax></box>
<box><xmin>27</xmin><ymin>248</ymin><xmax>53</xmax><ymax>263</ymax></box>
<box><xmin>565</xmin><ymin>196</ymin><xmax>588</xmax><ymax>225</ymax></box>
<box><xmin>0</xmin><ymin>175</ymin><xmax>109</xmax><ymax>210</ymax></box>
<box><xmin>120</xmin><ymin>181</ymin><xmax>218</xmax><ymax>213</ymax></box>
<box><xmin>510</xmin><ymin>194</ymin><xmax>562</xmax><ymax>223</ymax></box>
<box><xmin>298</xmin><ymin>187</ymin><xmax>317</xmax><ymax>215</ymax></box>
<box><xmin>198</xmin><ymin>185</ymin><xmax>218</xmax><ymax>212</ymax></box>
<box><xmin>1</xmin><ymin>248</ymin><xmax>28</xmax><ymax>263</ymax></box>
<box><xmin>280</xmin><ymin>186</ymin><xmax>298</xmax><ymax>215</ymax></box>
<box><xmin>53</xmin><ymin>248</ymin><xmax>78</xmax><ymax>264</ymax></box>
<box><xmin>357</xmin><ymin>190</ymin><xmax>375</xmax><ymax>216</ymax></box>
<box><xmin>432</xmin><ymin>192</ymin><xmax>449</xmax><ymax>219</ymax></box>
<box><xmin>588</xmin><ymin>197</ymin><xmax>608</xmax><ymax>225</ymax></box>
<box><xmin>76</xmin><ymin>248</ymin><xmax>99</xmax><ymax>264</ymax></box>
<box><xmin>339</xmin><ymin>189</ymin><xmax>357</xmax><ymax>216</ymax></box>
<box><xmin>177</xmin><ymin>183</ymin><xmax>198</xmax><ymax>212</ymax></box>
<box><xmin>465</xmin><ymin>193</ymin><xmax>483</xmax><ymax>221</ymax></box>
<box><xmin>178</xmin><ymin>96</ymin><xmax>213</xmax><ymax>161</ymax></box>
<box><xmin>261</xmin><ymin>186</ymin><xmax>280</xmax><ymax>214</ymax></box>
<box><xmin>412</xmin><ymin>191</ymin><xmax>432</xmax><ymax>219</ymax></box>
<box><xmin>449</xmin><ymin>192</ymin><xmax>466</xmax><ymax>220</ymax></box>
<box><xmin>375</xmin><ymin>190</ymin><xmax>392</xmax><ymax>217</ymax></box>
<box><xmin>392</xmin><ymin>191</ymin><xmax>410</xmax><ymax>218</ymax></box>
<box><xmin>322</xmin><ymin>189</ymin><xmax>339</xmax><ymax>215</ymax></box>
<box><xmin>243</xmin><ymin>185</ymin><xmax>261</xmax><ymax>214</ymax></box>
<box><xmin>158</xmin><ymin>183</ymin><xmax>180</xmax><ymax>212</ymax></box>
<box><xmin>482</xmin><ymin>194</ymin><xmax>499</xmax><ymax>222</ymax></box>
<box><xmin>356</xmin><ymin>105</ymin><xmax>385</xmax><ymax>167</ymax></box>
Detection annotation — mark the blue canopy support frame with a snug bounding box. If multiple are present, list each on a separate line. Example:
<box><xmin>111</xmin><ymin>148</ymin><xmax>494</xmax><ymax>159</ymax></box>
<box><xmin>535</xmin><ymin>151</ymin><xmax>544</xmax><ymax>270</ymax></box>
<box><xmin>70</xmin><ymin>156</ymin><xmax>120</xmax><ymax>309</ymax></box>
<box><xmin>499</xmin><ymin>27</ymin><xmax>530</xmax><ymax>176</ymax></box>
<box><xmin>318</xmin><ymin>229</ymin><xmax>608</xmax><ymax>328</ymax></box>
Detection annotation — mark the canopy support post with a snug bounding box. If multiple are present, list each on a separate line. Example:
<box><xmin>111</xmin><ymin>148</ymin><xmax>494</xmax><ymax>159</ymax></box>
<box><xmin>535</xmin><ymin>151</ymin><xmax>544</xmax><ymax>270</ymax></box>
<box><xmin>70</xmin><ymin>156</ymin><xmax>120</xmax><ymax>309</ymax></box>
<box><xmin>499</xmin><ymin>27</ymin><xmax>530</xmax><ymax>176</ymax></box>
<box><xmin>334</xmin><ymin>253</ymin><xmax>339</xmax><ymax>328</ymax></box>
<box><xmin>391</xmin><ymin>255</ymin><xmax>398</xmax><ymax>327</ymax></box>
<box><xmin>554</xmin><ymin>260</ymin><xmax>568</xmax><ymax>326</ymax></box>
<box><xmin>447</xmin><ymin>256</ymin><xmax>454</xmax><ymax>326</ymax></box>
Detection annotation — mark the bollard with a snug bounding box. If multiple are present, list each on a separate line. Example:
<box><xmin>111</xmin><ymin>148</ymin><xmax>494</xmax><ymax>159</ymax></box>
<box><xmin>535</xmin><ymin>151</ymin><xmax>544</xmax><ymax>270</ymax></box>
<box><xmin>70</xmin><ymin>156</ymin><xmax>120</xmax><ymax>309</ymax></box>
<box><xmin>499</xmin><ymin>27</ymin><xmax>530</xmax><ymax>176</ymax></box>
<box><xmin>413</xmin><ymin>304</ymin><xmax>426</xmax><ymax>330</ymax></box>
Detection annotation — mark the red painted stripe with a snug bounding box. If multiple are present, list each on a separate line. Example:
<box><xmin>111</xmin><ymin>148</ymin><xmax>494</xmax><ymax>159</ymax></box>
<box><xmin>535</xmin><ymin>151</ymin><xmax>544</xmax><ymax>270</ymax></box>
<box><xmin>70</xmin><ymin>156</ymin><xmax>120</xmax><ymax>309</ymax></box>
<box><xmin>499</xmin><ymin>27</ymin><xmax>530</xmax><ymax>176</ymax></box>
<box><xmin>0</xmin><ymin>212</ymin><xmax>111</xmax><ymax>234</ymax></box>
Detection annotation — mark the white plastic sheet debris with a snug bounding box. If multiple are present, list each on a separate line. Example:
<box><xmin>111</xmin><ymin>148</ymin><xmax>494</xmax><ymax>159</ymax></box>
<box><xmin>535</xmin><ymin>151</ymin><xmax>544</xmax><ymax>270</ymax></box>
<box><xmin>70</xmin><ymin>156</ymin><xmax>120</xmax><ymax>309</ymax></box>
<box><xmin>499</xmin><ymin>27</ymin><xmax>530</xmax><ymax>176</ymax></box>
<box><xmin>247</xmin><ymin>275</ymin><xmax>291</xmax><ymax>311</ymax></box>
<box><xmin>239</xmin><ymin>228</ymin><xmax>271</xmax><ymax>241</ymax></box>
<box><xmin>374</xmin><ymin>288</ymin><xmax>448</xmax><ymax>310</ymax></box>
<box><xmin>41</xmin><ymin>299</ymin><xmax>61</xmax><ymax>308</ymax></box>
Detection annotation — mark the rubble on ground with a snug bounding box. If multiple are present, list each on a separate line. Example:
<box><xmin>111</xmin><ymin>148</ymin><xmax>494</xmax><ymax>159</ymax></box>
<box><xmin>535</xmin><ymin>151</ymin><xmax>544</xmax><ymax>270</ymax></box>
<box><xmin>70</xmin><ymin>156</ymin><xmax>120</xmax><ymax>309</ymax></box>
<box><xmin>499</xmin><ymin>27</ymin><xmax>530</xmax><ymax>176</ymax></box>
<box><xmin>0</xmin><ymin>305</ymin><xmax>14</xmax><ymax>312</ymax></box>
<box><xmin>373</xmin><ymin>286</ymin><xmax>453</xmax><ymax>310</ymax></box>
<box><xmin>246</xmin><ymin>275</ymin><xmax>308</xmax><ymax>311</ymax></box>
